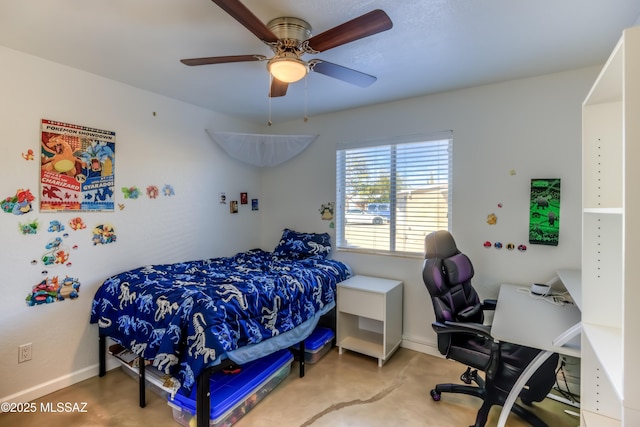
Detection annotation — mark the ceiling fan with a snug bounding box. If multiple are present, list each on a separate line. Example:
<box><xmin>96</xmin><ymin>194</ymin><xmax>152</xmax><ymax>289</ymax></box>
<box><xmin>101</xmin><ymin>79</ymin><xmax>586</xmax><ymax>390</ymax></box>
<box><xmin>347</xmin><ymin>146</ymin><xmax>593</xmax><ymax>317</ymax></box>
<box><xmin>181</xmin><ymin>0</ymin><xmax>393</xmax><ymax>97</ymax></box>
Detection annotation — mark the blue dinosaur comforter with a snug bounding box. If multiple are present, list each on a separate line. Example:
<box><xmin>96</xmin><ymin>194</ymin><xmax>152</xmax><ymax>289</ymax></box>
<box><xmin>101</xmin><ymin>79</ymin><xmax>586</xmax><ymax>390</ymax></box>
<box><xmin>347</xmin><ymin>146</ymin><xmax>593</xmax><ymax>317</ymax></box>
<box><xmin>90</xmin><ymin>249</ymin><xmax>351</xmax><ymax>395</ymax></box>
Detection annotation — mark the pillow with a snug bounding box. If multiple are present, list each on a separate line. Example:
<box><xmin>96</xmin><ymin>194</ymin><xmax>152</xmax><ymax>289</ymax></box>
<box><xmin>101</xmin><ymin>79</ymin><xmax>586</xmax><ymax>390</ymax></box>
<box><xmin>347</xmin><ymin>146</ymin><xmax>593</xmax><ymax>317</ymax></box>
<box><xmin>273</xmin><ymin>229</ymin><xmax>332</xmax><ymax>259</ymax></box>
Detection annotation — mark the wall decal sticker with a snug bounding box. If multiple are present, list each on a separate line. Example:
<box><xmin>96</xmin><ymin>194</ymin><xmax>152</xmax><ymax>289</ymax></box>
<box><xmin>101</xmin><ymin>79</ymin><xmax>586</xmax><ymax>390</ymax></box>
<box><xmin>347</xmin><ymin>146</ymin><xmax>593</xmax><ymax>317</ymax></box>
<box><xmin>19</xmin><ymin>218</ymin><xmax>39</xmax><ymax>235</ymax></box>
<box><xmin>22</xmin><ymin>149</ymin><xmax>35</xmax><ymax>160</ymax></box>
<box><xmin>26</xmin><ymin>275</ymin><xmax>81</xmax><ymax>306</ymax></box>
<box><xmin>2</xmin><ymin>188</ymin><xmax>35</xmax><ymax>215</ymax></box>
<box><xmin>69</xmin><ymin>217</ymin><xmax>86</xmax><ymax>230</ymax></box>
<box><xmin>41</xmin><ymin>236</ymin><xmax>70</xmax><ymax>266</ymax></box>
<box><xmin>92</xmin><ymin>224</ymin><xmax>117</xmax><ymax>245</ymax></box>
<box><xmin>162</xmin><ymin>184</ymin><xmax>175</xmax><ymax>196</ymax></box>
<box><xmin>146</xmin><ymin>185</ymin><xmax>159</xmax><ymax>199</ymax></box>
<box><xmin>122</xmin><ymin>186</ymin><xmax>141</xmax><ymax>199</ymax></box>
<box><xmin>47</xmin><ymin>220</ymin><xmax>65</xmax><ymax>232</ymax></box>
<box><xmin>319</xmin><ymin>202</ymin><xmax>334</xmax><ymax>220</ymax></box>
<box><xmin>486</xmin><ymin>213</ymin><xmax>497</xmax><ymax>225</ymax></box>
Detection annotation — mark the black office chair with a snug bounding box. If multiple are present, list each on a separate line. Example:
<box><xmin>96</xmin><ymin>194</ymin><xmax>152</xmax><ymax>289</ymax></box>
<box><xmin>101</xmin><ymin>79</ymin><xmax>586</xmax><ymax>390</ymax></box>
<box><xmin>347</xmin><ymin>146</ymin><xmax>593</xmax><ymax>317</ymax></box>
<box><xmin>422</xmin><ymin>230</ymin><xmax>558</xmax><ymax>427</ymax></box>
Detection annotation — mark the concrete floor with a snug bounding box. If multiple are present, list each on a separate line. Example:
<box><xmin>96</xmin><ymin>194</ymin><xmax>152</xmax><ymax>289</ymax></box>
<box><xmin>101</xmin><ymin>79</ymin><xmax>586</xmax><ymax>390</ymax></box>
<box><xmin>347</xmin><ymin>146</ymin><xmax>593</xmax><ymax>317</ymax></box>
<box><xmin>0</xmin><ymin>347</ymin><xmax>579</xmax><ymax>427</ymax></box>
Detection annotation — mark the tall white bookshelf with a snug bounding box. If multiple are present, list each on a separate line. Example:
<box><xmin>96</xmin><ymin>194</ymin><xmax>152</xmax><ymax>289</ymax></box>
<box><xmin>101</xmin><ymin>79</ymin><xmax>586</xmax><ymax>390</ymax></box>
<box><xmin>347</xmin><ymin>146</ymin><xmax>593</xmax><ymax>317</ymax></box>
<box><xmin>581</xmin><ymin>26</ymin><xmax>640</xmax><ymax>426</ymax></box>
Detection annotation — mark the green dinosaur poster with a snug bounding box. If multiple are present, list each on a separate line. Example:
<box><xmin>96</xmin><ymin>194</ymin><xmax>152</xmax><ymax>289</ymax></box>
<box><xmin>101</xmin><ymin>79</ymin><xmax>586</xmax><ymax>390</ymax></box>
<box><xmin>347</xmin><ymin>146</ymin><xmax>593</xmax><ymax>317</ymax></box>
<box><xmin>529</xmin><ymin>178</ymin><xmax>560</xmax><ymax>246</ymax></box>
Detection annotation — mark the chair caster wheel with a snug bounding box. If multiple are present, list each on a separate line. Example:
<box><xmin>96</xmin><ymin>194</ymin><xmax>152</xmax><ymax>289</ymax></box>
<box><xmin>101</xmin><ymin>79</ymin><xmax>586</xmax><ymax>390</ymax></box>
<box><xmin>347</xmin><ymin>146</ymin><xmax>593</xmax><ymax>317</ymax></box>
<box><xmin>430</xmin><ymin>389</ymin><xmax>441</xmax><ymax>401</ymax></box>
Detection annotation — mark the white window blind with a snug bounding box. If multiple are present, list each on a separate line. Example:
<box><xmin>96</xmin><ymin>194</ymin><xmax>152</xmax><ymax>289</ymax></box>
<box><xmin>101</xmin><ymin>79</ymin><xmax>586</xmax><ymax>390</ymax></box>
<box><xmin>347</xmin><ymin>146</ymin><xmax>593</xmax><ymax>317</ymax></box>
<box><xmin>336</xmin><ymin>132</ymin><xmax>452</xmax><ymax>256</ymax></box>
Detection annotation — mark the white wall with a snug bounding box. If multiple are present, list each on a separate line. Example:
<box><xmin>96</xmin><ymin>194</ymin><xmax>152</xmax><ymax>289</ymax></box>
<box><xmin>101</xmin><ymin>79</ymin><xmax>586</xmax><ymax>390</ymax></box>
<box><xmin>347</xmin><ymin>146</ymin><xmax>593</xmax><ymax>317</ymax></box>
<box><xmin>0</xmin><ymin>46</ymin><xmax>259</xmax><ymax>402</ymax></box>
<box><xmin>260</xmin><ymin>67</ymin><xmax>599</xmax><ymax>353</ymax></box>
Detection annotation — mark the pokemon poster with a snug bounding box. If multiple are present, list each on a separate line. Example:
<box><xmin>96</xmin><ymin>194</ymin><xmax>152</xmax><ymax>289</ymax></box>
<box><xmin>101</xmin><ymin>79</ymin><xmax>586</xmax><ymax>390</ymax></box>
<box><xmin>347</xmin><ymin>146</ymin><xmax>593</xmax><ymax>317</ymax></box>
<box><xmin>40</xmin><ymin>119</ymin><xmax>115</xmax><ymax>211</ymax></box>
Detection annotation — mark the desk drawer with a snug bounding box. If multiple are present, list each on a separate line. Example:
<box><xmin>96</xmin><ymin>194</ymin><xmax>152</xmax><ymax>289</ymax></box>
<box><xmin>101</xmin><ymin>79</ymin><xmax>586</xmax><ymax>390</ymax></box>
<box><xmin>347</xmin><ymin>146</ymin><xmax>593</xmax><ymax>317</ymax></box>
<box><xmin>338</xmin><ymin>287</ymin><xmax>383</xmax><ymax>320</ymax></box>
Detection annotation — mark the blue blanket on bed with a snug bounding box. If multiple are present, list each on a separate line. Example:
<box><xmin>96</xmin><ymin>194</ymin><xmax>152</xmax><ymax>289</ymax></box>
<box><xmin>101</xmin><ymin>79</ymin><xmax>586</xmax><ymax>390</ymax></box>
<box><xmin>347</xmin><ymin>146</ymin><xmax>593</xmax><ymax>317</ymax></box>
<box><xmin>90</xmin><ymin>249</ymin><xmax>351</xmax><ymax>394</ymax></box>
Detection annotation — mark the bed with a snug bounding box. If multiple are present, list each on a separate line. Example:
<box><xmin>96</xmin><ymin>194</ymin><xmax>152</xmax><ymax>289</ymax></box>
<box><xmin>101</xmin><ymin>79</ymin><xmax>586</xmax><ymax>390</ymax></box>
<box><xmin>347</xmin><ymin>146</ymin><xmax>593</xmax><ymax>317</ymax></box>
<box><xmin>90</xmin><ymin>229</ymin><xmax>351</xmax><ymax>426</ymax></box>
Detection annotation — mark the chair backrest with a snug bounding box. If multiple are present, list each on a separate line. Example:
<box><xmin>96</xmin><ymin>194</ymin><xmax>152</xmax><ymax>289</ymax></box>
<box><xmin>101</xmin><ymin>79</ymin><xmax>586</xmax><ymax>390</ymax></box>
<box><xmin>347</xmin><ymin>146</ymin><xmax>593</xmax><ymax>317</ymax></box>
<box><xmin>423</xmin><ymin>230</ymin><xmax>483</xmax><ymax>325</ymax></box>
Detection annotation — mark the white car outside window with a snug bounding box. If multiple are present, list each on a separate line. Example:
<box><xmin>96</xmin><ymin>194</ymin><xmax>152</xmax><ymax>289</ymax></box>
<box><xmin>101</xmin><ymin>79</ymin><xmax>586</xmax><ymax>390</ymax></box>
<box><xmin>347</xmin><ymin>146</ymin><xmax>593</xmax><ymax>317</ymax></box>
<box><xmin>345</xmin><ymin>209</ymin><xmax>388</xmax><ymax>225</ymax></box>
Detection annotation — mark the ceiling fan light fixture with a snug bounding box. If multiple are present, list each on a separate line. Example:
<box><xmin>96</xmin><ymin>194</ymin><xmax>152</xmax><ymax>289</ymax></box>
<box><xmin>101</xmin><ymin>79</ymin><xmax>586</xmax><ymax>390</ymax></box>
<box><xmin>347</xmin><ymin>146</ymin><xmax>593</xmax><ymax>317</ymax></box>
<box><xmin>268</xmin><ymin>56</ymin><xmax>308</xmax><ymax>83</ymax></box>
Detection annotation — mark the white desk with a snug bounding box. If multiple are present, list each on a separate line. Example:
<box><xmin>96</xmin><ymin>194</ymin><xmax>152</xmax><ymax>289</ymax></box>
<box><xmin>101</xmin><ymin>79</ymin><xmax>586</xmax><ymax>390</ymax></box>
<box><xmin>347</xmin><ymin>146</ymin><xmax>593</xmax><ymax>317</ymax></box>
<box><xmin>491</xmin><ymin>280</ymin><xmax>582</xmax><ymax>427</ymax></box>
<box><xmin>492</xmin><ymin>284</ymin><xmax>581</xmax><ymax>357</ymax></box>
<box><xmin>553</xmin><ymin>269</ymin><xmax>582</xmax><ymax>311</ymax></box>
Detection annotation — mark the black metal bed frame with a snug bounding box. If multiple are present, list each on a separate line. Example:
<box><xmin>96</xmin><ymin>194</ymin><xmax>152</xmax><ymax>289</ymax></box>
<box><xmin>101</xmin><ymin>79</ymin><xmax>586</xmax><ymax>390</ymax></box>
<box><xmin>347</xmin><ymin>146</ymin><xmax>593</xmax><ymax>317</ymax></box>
<box><xmin>98</xmin><ymin>334</ymin><xmax>306</xmax><ymax>427</ymax></box>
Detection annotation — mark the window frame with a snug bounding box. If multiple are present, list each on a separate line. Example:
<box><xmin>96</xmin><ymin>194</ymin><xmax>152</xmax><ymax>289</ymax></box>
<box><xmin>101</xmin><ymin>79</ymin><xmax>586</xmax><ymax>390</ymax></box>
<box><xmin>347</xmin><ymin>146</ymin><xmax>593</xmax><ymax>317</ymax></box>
<box><xmin>335</xmin><ymin>131</ymin><xmax>453</xmax><ymax>257</ymax></box>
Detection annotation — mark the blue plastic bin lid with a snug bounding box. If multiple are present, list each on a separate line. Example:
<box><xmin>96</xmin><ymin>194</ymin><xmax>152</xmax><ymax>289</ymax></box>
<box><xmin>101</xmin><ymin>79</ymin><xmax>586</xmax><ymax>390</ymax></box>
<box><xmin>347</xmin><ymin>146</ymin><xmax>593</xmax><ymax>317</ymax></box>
<box><xmin>302</xmin><ymin>327</ymin><xmax>334</xmax><ymax>351</ymax></box>
<box><xmin>170</xmin><ymin>349</ymin><xmax>293</xmax><ymax>420</ymax></box>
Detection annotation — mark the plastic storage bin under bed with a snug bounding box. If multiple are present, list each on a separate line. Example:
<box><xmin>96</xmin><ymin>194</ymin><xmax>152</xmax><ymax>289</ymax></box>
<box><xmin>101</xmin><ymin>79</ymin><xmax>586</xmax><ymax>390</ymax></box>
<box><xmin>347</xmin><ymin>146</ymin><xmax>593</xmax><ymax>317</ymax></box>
<box><xmin>167</xmin><ymin>349</ymin><xmax>293</xmax><ymax>427</ymax></box>
<box><xmin>290</xmin><ymin>326</ymin><xmax>335</xmax><ymax>364</ymax></box>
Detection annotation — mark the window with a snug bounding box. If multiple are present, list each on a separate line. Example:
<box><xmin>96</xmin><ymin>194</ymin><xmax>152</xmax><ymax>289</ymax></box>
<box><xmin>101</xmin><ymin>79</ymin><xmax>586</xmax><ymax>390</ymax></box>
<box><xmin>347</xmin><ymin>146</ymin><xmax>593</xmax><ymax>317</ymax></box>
<box><xmin>336</xmin><ymin>131</ymin><xmax>452</xmax><ymax>256</ymax></box>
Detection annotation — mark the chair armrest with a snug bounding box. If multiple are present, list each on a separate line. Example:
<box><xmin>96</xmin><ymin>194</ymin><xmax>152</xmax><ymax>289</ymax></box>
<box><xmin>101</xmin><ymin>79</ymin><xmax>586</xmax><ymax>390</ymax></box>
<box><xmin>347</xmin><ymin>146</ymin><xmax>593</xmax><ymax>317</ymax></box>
<box><xmin>456</xmin><ymin>299</ymin><xmax>497</xmax><ymax>322</ymax></box>
<box><xmin>457</xmin><ymin>304</ymin><xmax>482</xmax><ymax>320</ymax></box>
<box><xmin>432</xmin><ymin>320</ymin><xmax>493</xmax><ymax>340</ymax></box>
<box><xmin>482</xmin><ymin>299</ymin><xmax>497</xmax><ymax>311</ymax></box>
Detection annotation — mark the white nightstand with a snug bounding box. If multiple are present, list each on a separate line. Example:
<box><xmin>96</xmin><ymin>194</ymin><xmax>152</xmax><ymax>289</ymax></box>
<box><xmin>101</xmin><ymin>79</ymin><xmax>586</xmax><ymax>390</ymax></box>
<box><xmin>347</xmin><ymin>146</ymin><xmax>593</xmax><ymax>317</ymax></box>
<box><xmin>336</xmin><ymin>275</ymin><xmax>403</xmax><ymax>366</ymax></box>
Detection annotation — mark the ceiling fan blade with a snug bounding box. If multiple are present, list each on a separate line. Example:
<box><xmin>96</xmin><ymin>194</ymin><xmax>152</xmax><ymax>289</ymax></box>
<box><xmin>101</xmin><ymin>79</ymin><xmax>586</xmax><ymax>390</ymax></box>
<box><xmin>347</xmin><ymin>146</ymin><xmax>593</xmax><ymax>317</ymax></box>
<box><xmin>305</xmin><ymin>9</ymin><xmax>392</xmax><ymax>53</ymax></box>
<box><xmin>211</xmin><ymin>0</ymin><xmax>279</xmax><ymax>43</ymax></box>
<box><xmin>269</xmin><ymin>78</ymin><xmax>289</xmax><ymax>97</ymax></box>
<box><xmin>309</xmin><ymin>60</ymin><xmax>377</xmax><ymax>87</ymax></box>
<box><xmin>180</xmin><ymin>54</ymin><xmax>266</xmax><ymax>66</ymax></box>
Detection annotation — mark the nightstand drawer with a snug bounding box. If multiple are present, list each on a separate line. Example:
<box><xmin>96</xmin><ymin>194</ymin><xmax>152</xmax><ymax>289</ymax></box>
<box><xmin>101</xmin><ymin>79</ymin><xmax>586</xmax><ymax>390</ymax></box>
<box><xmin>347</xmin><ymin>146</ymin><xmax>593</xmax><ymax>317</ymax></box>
<box><xmin>338</xmin><ymin>287</ymin><xmax>383</xmax><ymax>320</ymax></box>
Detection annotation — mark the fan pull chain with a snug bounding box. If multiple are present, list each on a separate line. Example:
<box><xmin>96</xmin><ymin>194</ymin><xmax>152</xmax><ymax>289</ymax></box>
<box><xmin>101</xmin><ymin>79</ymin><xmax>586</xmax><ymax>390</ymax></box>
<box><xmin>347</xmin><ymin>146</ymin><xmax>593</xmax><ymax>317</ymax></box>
<box><xmin>303</xmin><ymin>74</ymin><xmax>308</xmax><ymax>123</ymax></box>
<box><xmin>268</xmin><ymin>74</ymin><xmax>272</xmax><ymax>126</ymax></box>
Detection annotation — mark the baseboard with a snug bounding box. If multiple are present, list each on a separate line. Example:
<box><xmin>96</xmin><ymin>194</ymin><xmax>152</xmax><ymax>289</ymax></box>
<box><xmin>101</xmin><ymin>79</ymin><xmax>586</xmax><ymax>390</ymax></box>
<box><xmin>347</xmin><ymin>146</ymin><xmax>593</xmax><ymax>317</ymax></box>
<box><xmin>400</xmin><ymin>335</ymin><xmax>443</xmax><ymax>358</ymax></box>
<box><xmin>1</xmin><ymin>358</ymin><xmax>120</xmax><ymax>405</ymax></box>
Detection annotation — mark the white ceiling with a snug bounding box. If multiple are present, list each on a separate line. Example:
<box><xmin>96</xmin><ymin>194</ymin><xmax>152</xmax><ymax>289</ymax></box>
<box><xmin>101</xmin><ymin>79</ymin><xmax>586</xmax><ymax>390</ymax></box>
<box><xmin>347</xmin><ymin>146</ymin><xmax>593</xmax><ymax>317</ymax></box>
<box><xmin>1</xmin><ymin>1</ymin><xmax>639</xmax><ymax>125</ymax></box>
